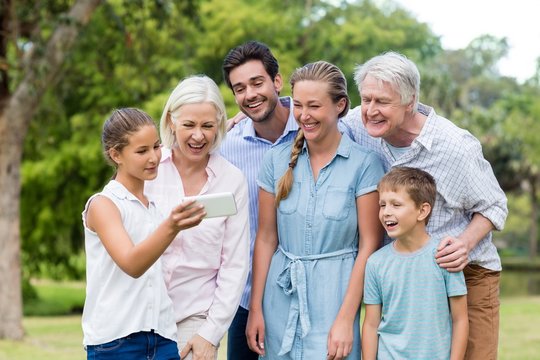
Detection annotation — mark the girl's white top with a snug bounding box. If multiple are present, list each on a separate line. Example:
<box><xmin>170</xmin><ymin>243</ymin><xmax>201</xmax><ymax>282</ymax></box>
<box><xmin>81</xmin><ymin>180</ymin><xmax>177</xmax><ymax>346</ymax></box>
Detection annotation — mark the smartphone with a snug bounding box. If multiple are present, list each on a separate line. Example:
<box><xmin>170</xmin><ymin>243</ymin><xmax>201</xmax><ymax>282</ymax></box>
<box><xmin>183</xmin><ymin>192</ymin><xmax>237</xmax><ymax>219</ymax></box>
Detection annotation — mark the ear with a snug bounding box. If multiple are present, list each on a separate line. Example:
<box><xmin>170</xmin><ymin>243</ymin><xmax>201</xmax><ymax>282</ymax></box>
<box><xmin>274</xmin><ymin>73</ymin><xmax>283</xmax><ymax>93</ymax></box>
<box><xmin>406</xmin><ymin>94</ymin><xmax>416</xmax><ymax>112</ymax></box>
<box><xmin>109</xmin><ymin>148</ymin><xmax>122</xmax><ymax>166</ymax></box>
<box><xmin>417</xmin><ymin>202</ymin><xmax>431</xmax><ymax>222</ymax></box>
<box><xmin>337</xmin><ymin>97</ymin><xmax>347</xmax><ymax>114</ymax></box>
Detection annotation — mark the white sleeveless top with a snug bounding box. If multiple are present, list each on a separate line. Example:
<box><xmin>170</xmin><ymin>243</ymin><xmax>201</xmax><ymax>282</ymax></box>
<box><xmin>81</xmin><ymin>180</ymin><xmax>177</xmax><ymax>346</ymax></box>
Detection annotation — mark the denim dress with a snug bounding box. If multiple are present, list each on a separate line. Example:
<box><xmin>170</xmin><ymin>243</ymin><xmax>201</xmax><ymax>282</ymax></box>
<box><xmin>257</xmin><ymin>134</ymin><xmax>384</xmax><ymax>359</ymax></box>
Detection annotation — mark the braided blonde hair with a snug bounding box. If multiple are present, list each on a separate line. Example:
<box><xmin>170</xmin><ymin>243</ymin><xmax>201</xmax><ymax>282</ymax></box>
<box><xmin>275</xmin><ymin>61</ymin><xmax>349</xmax><ymax>205</ymax></box>
<box><xmin>275</xmin><ymin>130</ymin><xmax>305</xmax><ymax>205</ymax></box>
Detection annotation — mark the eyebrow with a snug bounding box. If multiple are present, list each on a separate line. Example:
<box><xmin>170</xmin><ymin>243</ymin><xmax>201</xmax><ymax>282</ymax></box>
<box><xmin>232</xmin><ymin>75</ymin><xmax>266</xmax><ymax>89</ymax></box>
<box><xmin>294</xmin><ymin>99</ymin><xmax>322</xmax><ymax>105</ymax></box>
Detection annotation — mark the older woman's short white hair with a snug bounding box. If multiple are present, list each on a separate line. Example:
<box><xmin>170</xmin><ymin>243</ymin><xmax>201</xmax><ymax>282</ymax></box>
<box><xmin>353</xmin><ymin>51</ymin><xmax>420</xmax><ymax>113</ymax></box>
<box><xmin>160</xmin><ymin>75</ymin><xmax>227</xmax><ymax>152</ymax></box>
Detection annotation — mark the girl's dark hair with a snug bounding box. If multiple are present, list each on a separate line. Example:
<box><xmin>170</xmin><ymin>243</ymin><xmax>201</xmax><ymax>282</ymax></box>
<box><xmin>101</xmin><ymin>108</ymin><xmax>155</xmax><ymax>167</ymax></box>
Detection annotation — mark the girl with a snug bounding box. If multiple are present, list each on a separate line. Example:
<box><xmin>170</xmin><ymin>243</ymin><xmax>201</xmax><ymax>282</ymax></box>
<box><xmin>246</xmin><ymin>62</ymin><xmax>385</xmax><ymax>359</ymax></box>
<box><xmin>82</xmin><ymin>108</ymin><xmax>205</xmax><ymax>359</ymax></box>
<box><xmin>145</xmin><ymin>75</ymin><xmax>249</xmax><ymax>360</ymax></box>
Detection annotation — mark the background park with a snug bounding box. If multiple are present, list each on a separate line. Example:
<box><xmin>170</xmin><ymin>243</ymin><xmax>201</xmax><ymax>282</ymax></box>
<box><xmin>1</xmin><ymin>0</ymin><xmax>540</xmax><ymax>359</ymax></box>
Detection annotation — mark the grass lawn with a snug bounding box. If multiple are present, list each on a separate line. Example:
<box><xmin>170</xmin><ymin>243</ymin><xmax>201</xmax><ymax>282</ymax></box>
<box><xmin>0</xmin><ymin>315</ymin><xmax>228</xmax><ymax>360</ymax></box>
<box><xmin>499</xmin><ymin>296</ymin><xmax>540</xmax><ymax>359</ymax></box>
<box><xmin>0</xmin><ymin>316</ymin><xmax>85</xmax><ymax>360</ymax></box>
<box><xmin>0</xmin><ymin>281</ymin><xmax>539</xmax><ymax>359</ymax></box>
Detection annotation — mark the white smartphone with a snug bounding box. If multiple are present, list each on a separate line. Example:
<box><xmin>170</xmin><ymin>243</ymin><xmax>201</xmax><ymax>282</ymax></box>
<box><xmin>183</xmin><ymin>192</ymin><xmax>237</xmax><ymax>219</ymax></box>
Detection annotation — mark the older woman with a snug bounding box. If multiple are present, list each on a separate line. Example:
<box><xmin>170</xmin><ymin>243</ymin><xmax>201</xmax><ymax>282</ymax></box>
<box><xmin>145</xmin><ymin>75</ymin><xmax>249</xmax><ymax>360</ymax></box>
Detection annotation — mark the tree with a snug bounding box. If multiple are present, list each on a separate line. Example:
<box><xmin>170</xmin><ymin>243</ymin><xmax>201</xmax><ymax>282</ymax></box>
<box><xmin>19</xmin><ymin>0</ymin><xmax>202</xmax><ymax>280</ymax></box>
<box><xmin>420</xmin><ymin>35</ymin><xmax>540</xmax><ymax>258</ymax></box>
<box><xmin>0</xmin><ymin>0</ymin><xmax>101</xmax><ymax>340</ymax></box>
<box><xmin>497</xmin><ymin>90</ymin><xmax>540</xmax><ymax>259</ymax></box>
<box><xmin>14</xmin><ymin>0</ymin><xmax>446</xmax><ymax>282</ymax></box>
<box><xmin>420</xmin><ymin>34</ymin><xmax>514</xmax><ymax>117</ymax></box>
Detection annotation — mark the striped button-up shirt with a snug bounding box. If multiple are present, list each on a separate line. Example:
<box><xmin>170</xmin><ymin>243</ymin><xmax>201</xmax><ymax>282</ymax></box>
<box><xmin>220</xmin><ymin>97</ymin><xmax>299</xmax><ymax>309</ymax></box>
<box><xmin>342</xmin><ymin>104</ymin><xmax>508</xmax><ymax>270</ymax></box>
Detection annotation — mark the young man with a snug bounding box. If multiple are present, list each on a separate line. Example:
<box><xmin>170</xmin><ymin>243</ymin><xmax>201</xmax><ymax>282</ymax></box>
<box><xmin>344</xmin><ymin>51</ymin><xmax>507</xmax><ymax>360</ymax></box>
<box><xmin>220</xmin><ymin>41</ymin><xmax>298</xmax><ymax>359</ymax></box>
<box><xmin>363</xmin><ymin>167</ymin><xmax>468</xmax><ymax>360</ymax></box>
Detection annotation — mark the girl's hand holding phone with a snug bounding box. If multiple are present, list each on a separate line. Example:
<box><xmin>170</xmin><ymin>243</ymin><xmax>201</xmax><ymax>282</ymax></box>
<box><xmin>168</xmin><ymin>199</ymin><xmax>206</xmax><ymax>230</ymax></box>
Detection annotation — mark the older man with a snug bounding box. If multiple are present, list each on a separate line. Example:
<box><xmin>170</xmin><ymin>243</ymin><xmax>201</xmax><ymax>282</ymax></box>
<box><xmin>343</xmin><ymin>51</ymin><xmax>507</xmax><ymax>360</ymax></box>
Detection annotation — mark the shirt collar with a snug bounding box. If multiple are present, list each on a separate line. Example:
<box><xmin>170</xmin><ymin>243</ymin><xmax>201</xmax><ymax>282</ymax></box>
<box><xmin>205</xmin><ymin>152</ymin><xmax>221</xmax><ymax>181</ymax></box>
<box><xmin>160</xmin><ymin>146</ymin><xmax>173</xmax><ymax>163</ymax></box>
<box><xmin>160</xmin><ymin>146</ymin><xmax>219</xmax><ymax>187</ymax></box>
<box><xmin>105</xmin><ymin>180</ymin><xmax>142</xmax><ymax>202</ymax></box>
<box><xmin>242</xmin><ymin>96</ymin><xmax>299</xmax><ymax>141</ymax></box>
<box><xmin>300</xmin><ymin>132</ymin><xmax>354</xmax><ymax>160</ymax></box>
<box><xmin>412</xmin><ymin>103</ymin><xmax>436</xmax><ymax>151</ymax></box>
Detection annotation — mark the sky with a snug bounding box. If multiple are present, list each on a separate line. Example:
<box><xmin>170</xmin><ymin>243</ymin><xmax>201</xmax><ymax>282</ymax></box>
<box><xmin>393</xmin><ymin>0</ymin><xmax>540</xmax><ymax>82</ymax></box>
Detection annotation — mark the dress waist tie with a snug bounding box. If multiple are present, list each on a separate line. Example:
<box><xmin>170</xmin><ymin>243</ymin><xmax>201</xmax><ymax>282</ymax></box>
<box><xmin>275</xmin><ymin>245</ymin><xmax>357</xmax><ymax>356</ymax></box>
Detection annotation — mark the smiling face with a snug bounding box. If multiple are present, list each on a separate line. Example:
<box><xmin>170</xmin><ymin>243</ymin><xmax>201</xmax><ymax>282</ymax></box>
<box><xmin>292</xmin><ymin>80</ymin><xmax>345</xmax><ymax>144</ymax></box>
<box><xmin>171</xmin><ymin>102</ymin><xmax>218</xmax><ymax>164</ymax></box>
<box><xmin>111</xmin><ymin>124</ymin><xmax>161</xmax><ymax>182</ymax></box>
<box><xmin>360</xmin><ymin>74</ymin><xmax>414</xmax><ymax>143</ymax></box>
<box><xmin>228</xmin><ymin>60</ymin><xmax>282</xmax><ymax>123</ymax></box>
<box><xmin>378</xmin><ymin>186</ymin><xmax>430</xmax><ymax>241</ymax></box>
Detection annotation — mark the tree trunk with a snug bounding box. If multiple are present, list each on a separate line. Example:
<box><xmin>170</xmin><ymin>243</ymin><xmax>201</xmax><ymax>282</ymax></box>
<box><xmin>0</xmin><ymin>112</ymin><xmax>24</xmax><ymax>339</ymax></box>
<box><xmin>530</xmin><ymin>176</ymin><xmax>538</xmax><ymax>260</ymax></box>
<box><xmin>0</xmin><ymin>0</ymin><xmax>101</xmax><ymax>340</ymax></box>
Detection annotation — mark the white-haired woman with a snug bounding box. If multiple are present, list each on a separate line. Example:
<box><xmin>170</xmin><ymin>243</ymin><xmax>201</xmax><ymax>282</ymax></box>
<box><xmin>145</xmin><ymin>75</ymin><xmax>249</xmax><ymax>360</ymax></box>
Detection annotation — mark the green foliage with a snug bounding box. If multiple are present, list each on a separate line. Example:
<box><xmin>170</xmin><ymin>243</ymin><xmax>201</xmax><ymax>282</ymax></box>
<box><xmin>18</xmin><ymin>0</ymin><xmax>447</xmax><ymax>280</ymax></box>
<box><xmin>23</xmin><ymin>280</ymin><xmax>85</xmax><ymax>316</ymax></box>
<box><xmin>499</xmin><ymin>88</ymin><xmax>540</xmax><ymax>166</ymax></box>
<box><xmin>17</xmin><ymin>0</ymin><xmax>540</xmax><ymax>277</ymax></box>
<box><xmin>292</xmin><ymin>0</ymin><xmax>441</xmax><ymax>105</ymax></box>
<box><xmin>20</xmin><ymin>0</ymin><xmax>203</xmax><ymax>279</ymax></box>
<box><xmin>22</xmin><ymin>277</ymin><xmax>38</xmax><ymax>303</ymax></box>
<box><xmin>498</xmin><ymin>194</ymin><xmax>533</xmax><ymax>255</ymax></box>
<box><xmin>194</xmin><ymin>0</ymin><xmax>303</xmax><ymax>82</ymax></box>
<box><xmin>21</xmin><ymin>112</ymin><xmax>108</xmax><ymax>279</ymax></box>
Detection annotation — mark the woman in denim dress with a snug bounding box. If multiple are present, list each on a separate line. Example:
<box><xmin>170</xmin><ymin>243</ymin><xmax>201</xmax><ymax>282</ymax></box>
<box><xmin>246</xmin><ymin>61</ymin><xmax>385</xmax><ymax>359</ymax></box>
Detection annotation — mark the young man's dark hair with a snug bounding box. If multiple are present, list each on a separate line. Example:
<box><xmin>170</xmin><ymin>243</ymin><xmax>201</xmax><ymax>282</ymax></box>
<box><xmin>222</xmin><ymin>41</ymin><xmax>279</xmax><ymax>89</ymax></box>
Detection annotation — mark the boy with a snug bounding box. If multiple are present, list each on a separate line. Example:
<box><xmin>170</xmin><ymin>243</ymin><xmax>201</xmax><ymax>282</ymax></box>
<box><xmin>362</xmin><ymin>167</ymin><xmax>468</xmax><ymax>360</ymax></box>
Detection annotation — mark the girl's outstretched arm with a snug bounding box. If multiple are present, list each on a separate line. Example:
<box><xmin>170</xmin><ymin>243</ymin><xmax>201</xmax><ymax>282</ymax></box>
<box><xmin>87</xmin><ymin>196</ymin><xmax>205</xmax><ymax>278</ymax></box>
